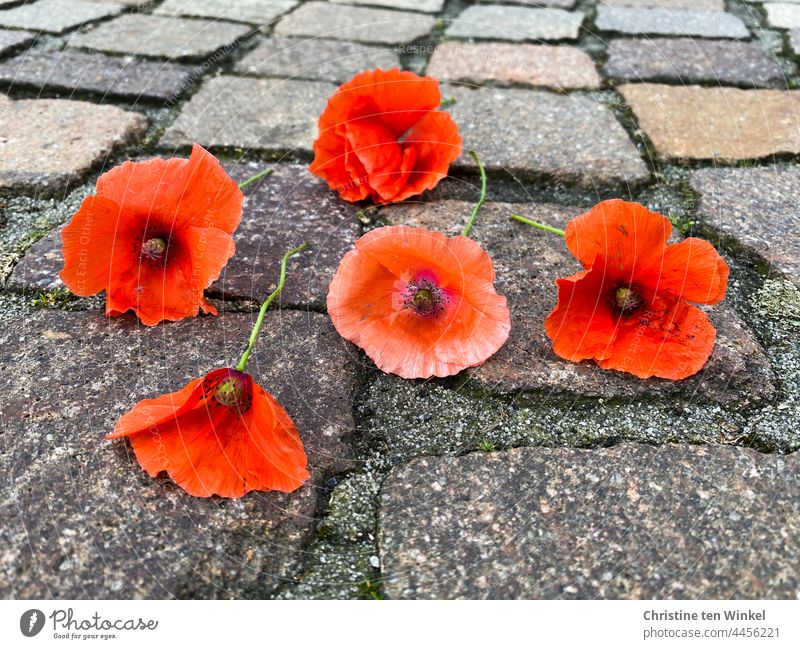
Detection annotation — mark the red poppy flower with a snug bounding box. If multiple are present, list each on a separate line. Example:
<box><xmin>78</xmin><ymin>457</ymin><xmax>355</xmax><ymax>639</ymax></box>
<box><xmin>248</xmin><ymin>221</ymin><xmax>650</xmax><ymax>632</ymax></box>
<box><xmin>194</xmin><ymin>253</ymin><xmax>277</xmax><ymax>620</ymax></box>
<box><xmin>545</xmin><ymin>199</ymin><xmax>729</xmax><ymax>380</ymax></box>
<box><xmin>310</xmin><ymin>68</ymin><xmax>462</xmax><ymax>204</ymax></box>
<box><xmin>327</xmin><ymin>225</ymin><xmax>510</xmax><ymax>378</ymax></box>
<box><xmin>60</xmin><ymin>145</ymin><xmax>243</xmax><ymax>326</ymax></box>
<box><xmin>108</xmin><ymin>368</ymin><xmax>309</xmax><ymax>497</ymax></box>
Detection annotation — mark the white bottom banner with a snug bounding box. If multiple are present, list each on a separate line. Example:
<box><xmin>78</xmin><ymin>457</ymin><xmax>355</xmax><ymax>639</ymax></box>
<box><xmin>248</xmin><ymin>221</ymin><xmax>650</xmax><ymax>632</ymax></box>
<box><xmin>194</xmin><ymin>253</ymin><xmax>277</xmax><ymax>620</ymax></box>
<box><xmin>1</xmin><ymin>600</ymin><xmax>798</xmax><ymax>648</ymax></box>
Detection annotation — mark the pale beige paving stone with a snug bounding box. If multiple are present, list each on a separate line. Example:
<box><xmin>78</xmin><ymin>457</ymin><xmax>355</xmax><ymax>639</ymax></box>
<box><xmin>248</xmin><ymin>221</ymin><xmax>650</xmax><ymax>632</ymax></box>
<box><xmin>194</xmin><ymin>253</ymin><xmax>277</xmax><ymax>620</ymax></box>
<box><xmin>0</xmin><ymin>94</ymin><xmax>148</xmax><ymax>195</ymax></box>
<box><xmin>86</xmin><ymin>0</ymin><xmax>153</xmax><ymax>6</ymax></box>
<box><xmin>426</xmin><ymin>41</ymin><xmax>600</xmax><ymax>89</ymax></box>
<box><xmin>765</xmin><ymin>3</ymin><xmax>800</xmax><ymax>29</ymax></box>
<box><xmin>234</xmin><ymin>36</ymin><xmax>400</xmax><ymax>83</ymax></box>
<box><xmin>155</xmin><ymin>0</ymin><xmax>299</xmax><ymax>25</ymax></box>
<box><xmin>0</xmin><ymin>0</ymin><xmax>123</xmax><ymax>35</ymax></box>
<box><xmin>445</xmin><ymin>5</ymin><xmax>585</xmax><ymax>41</ymax></box>
<box><xmin>620</xmin><ymin>83</ymin><xmax>800</xmax><ymax>160</ymax></box>
<box><xmin>69</xmin><ymin>14</ymin><xmax>251</xmax><ymax>61</ymax></box>
<box><xmin>274</xmin><ymin>2</ymin><xmax>436</xmax><ymax>44</ymax></box>
<box><xmin>160</xmin><ymin>75</ymin><xmax>335</xmax><ymax>154</ymax></box>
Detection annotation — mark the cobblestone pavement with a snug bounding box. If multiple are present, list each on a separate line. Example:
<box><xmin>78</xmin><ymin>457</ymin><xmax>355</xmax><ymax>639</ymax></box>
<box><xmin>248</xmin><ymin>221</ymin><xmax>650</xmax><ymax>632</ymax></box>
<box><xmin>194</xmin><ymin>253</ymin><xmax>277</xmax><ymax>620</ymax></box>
<box><xmin>1</xmin><ymin>0</ymin><xmax>799</xmax><ymax>599</ymax></box>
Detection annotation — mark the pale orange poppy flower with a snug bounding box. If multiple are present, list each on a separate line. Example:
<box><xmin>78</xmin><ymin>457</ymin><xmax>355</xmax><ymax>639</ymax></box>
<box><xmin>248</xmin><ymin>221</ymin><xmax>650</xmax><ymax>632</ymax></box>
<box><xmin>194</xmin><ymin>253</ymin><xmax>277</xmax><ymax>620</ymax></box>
<box><xmin>327</xmin><ymin>225</ymin><xmax>511</xmax><ymax>378</ymax></box>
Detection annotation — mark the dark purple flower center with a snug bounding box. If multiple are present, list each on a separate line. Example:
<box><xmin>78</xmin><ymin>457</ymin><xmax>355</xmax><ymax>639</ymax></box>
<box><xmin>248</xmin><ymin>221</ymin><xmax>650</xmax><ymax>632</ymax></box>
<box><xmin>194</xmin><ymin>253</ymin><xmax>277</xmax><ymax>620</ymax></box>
<box><xmin>404</xmin><ymin>276</ymin><xmax>448</xmax><ymax>317</ymax></box>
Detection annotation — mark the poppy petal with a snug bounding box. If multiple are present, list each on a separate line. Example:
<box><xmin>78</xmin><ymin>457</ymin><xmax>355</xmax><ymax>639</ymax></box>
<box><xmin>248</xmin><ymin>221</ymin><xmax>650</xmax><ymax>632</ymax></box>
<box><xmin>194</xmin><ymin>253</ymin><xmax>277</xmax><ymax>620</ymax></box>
<box><xmin>60</xmin><ymin>195</ymin><xmax>137</xmax><ymax>297</ymax></box>
<box><xmin>114</xmin><ymin>374</ymin><xmax>309</xmax><ymax>497</ymax></box>
<box><xmin>96</xmin><ymin>145</ymin><xmax>242</xmax><ymax>234</ymax></box>
<box><xmin>394</xmin><ymin>110</ymin><xmax>462</xmax><ymax>203</ymax></box>
<box><xmin>565</xmin><ymin>200</ymin><xmax>672</xmax><ymax>278</ymax></box>
<box><xmin>544</xmin><ymin>262</ymin><xmax>616</xmax><ymax>363</ymax></box>
<box><xmin>245</xmin><ymin>385</ymin><xmax>310</xmax><ymax>493</ymax></box>
<box><xmin>344</xmin><ymin>116</ymin><xmax>413</xmax><ymax>202</ymax></box>
<box><xmin>311</xmin><ymin>68</ymin><xmax>456</xmax><ymax>204</ymax></box>
<box><xmin>107</xmin><ymin>377</ymin><xmax>205</xmax><ymax>439</ymax></box>
<box><xmin>599</xmin><ymin>301</ymin><xmax>717</xmax><ymax>380</ymax></box>
<box><xmin>327</xmin><ymin>225</ymin><xmax>510</xmax><ymax>379</ymax></box>
<box><xmin>180</xmin><ymin>225</ymin><xmax>236</xmax><ymax>292</ymax></box>
<box><xmin>356</xmin><ymin>226</ymin><xmax>490</xmax><ymax>283</ymax></box>
<box><xmin>323</xmin><ymin>67</ymin><xmax>441</xmax><ymax>138</ymax></box>
<box><xmin>106</xmin><ymin>255</ymin><xmax>199</xmax><ymax>326</ymax></box>
<box><xmin>653</xmin><ymin>238</ymin><xmax>729</xmax><ymax>305</ymax></box>
<box><xmin>327</xmin><ymin>247</ymin><xmax>396</xmax><ymax>341</ymax></box>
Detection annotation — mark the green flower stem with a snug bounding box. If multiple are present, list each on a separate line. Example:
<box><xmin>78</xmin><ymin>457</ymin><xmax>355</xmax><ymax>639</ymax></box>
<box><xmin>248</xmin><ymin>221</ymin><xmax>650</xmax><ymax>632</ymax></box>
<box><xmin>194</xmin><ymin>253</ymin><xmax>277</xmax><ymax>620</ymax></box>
<box><xmin>511</xmin><ymin>214</ymin><xmax>566</xmax><ymax>237</ymax></box>
<box><xmin>235</xmin><ymin>242</ymin><xmax>310</xmax><ymax>372</ymax></box>
<box><xmin>238</xmin><ymin>167</ymin><xmax>273</xmax><ymax>189</ymax></box>
<box><xmin>462</xmin><ymin>151</ymin><xmax>487</xmax><ymax>238</ymax></box>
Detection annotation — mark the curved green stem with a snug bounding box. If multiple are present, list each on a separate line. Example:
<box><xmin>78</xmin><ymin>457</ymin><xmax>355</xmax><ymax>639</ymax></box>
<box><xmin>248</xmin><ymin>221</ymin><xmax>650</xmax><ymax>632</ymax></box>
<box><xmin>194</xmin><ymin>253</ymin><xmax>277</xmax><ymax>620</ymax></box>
<box><xmin>462</xmin><ymin>150</ymin><xmax>487</xmax><ymax>238</ymax></box>
<box><xmin>238</xmin><ymin>167</ymin><xmax>273</xmax><ymax>189</ymax></box>
<box><xmin>511</xmin><ymin>214</ymin><xmax>565</xmax><ymax>237</ymax></box>
<box><xmin>235</xmin><ymin>242</ymin><xmax>310</xmax><ymax>371</ymax></box>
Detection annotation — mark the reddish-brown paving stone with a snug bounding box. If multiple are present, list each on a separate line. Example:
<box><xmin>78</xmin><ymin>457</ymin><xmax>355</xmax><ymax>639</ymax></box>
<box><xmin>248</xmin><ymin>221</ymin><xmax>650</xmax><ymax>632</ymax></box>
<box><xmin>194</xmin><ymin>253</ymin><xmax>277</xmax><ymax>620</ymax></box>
<box><xmin>620</xmin><ymin>83</ymin><xmax>800</xmax><ymax>161</ymax></box>
<box><xmin>159</xmin><ymin>76</ymin><xmax>335</xmax><ymax>154</ymax></box>
<box><xmin>0</xmin><ymin>308</ymin><xmax>359</xmax><ymax>597</ymax></box>
<box><xmin>274</xmin><ymin>2</ymin><xmax>437</xmax><ymax>44</ymax></box>
<box><xmin>380</xmin><ymin>444</ymin><xmax>800</xmax><ymax>599</ymax></box>
<box><xmin>379</xmin><ymin>200</ymin><xmax>775</xmax><ymax>406</ymax></box>
<box><xmin>0</xmin><ymin>0</ymin><xmax>122</xmax><ymax>35</ymax></box>
<box><xmin>692</xmin><ymin>165</ymin><xmax>800</xmax><ymax>284</ymax></box>
<box><xmin>234</xmin><ymin>36</ymin><xmax>399</xmax><ymax>83</ymax></box>
<box><xmin>0</xmin><ymin>49</ymin><xmax>195</xmax><ymax>102</ymax></box>
<box><xmin>0</xmin><ymin>95</ymin><xmax>148</xmax><ymax>195</ymax></box>
<box><xmin>69</xmin><ymin>14</ymin><xmax>251</xmax><ymax>61</ymax></box>
<box><xmin>426</xmin><ymin>42</ymin><xmax>600</xmax><ymax>89</ymax></box>
<box><xmin>604</xmin><ymin>38</ymin><xmax>786</xmax><ymax>88</ymax></box>
<box><xmin>210</xmin><ymin>164</ymin><xmax>361</xmax><ymax>309</ymax></box>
